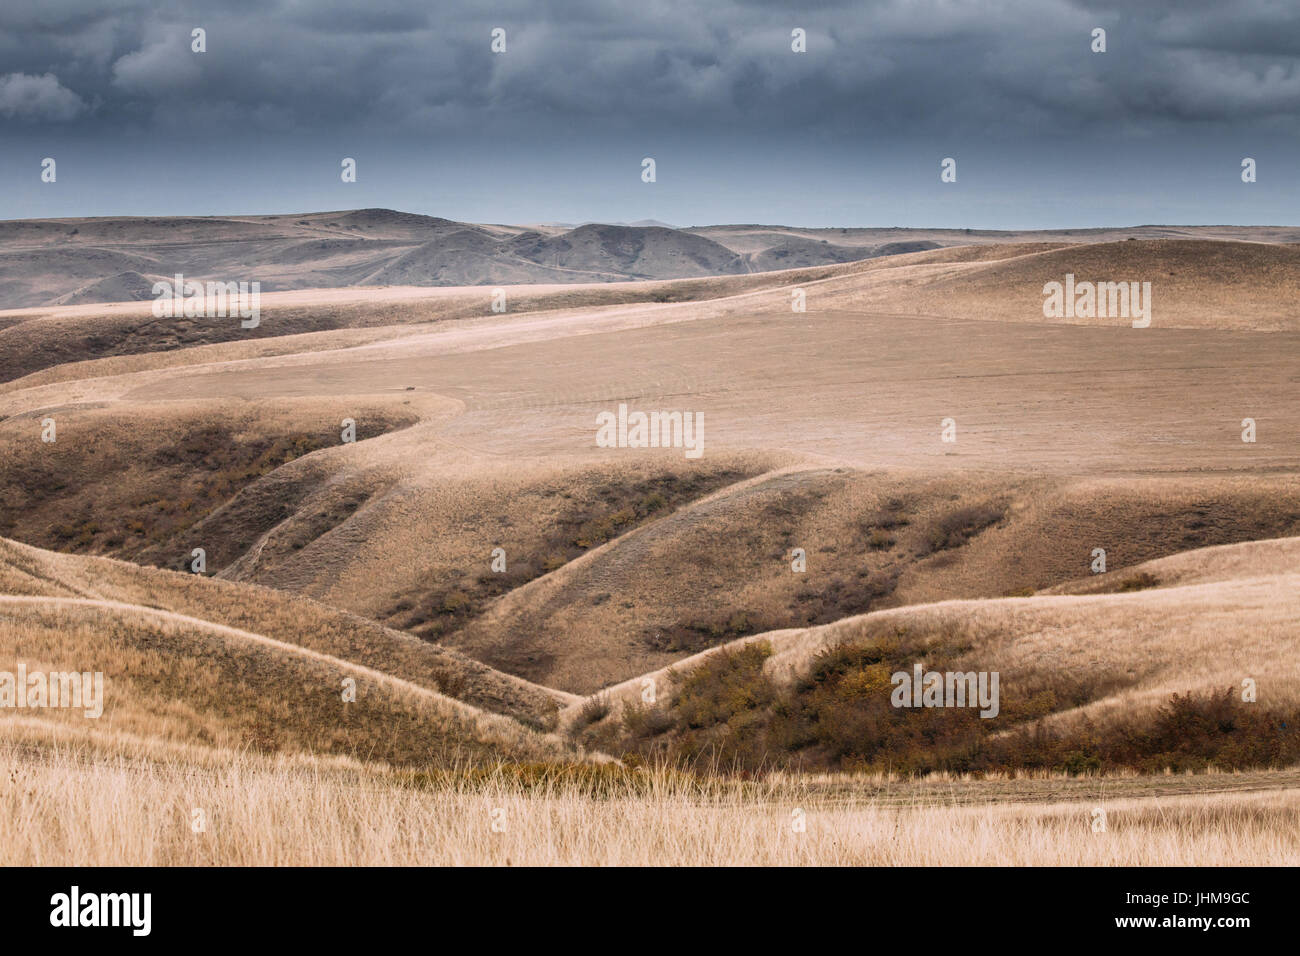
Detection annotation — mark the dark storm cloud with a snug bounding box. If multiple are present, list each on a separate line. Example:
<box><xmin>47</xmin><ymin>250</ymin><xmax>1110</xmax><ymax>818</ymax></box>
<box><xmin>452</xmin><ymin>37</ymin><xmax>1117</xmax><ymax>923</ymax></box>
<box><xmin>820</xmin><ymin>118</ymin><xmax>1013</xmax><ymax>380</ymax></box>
<box><xmin>1</xmin><ymin>0</ymin><xmax>1298</xmax><ymax>138</ymax></box>
<box><xmin>1</xmin><ymin>0</ymin><xmax>1298</xmax><ymax>227</ymax></box>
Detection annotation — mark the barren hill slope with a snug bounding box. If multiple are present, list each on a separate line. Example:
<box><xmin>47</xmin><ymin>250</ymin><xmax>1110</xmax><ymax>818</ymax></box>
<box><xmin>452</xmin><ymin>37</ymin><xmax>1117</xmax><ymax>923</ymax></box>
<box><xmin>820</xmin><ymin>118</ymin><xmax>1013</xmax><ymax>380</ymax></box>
<box><xmin>0</xmin><ymin>210</ymin><xmax>812</xmax><ymax>307</ymax></box>
<box><xmin>1045</xmin><ymin>534</ymin><xmax>1300</xmax><ymax>596</ymax></box>
<box><xmin>806</xmin><ymin>239</ymin><xmax>1300</xmax><ymax>330</ymax></box>
<box><xmin>446</xmin><ymin>468</ymin><xmax>1300</xmax><ymax>693</ymax></box>
<box><xmin>0</xmin><ymin>535</ymin><xmax>572</xmax><ymax>729</ymax></box>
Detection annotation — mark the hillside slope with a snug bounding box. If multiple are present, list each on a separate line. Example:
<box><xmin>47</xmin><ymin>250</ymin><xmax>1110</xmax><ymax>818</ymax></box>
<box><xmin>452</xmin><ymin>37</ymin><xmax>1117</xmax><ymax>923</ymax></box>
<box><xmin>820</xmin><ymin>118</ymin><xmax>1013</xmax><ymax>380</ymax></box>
<box><xmin>567</xmin><ymin>567</ymin><xmax>1300</xmax><ymax>772</ymax></box>
<box><xmin>0</xmin><ymin>593</ymin><xmax>570</xmax><ymax>766</ymax></box>
<box><xmin>0</xmin><ymin>536</ymin><xmax>573</xmax><ymax>729</ymax></box>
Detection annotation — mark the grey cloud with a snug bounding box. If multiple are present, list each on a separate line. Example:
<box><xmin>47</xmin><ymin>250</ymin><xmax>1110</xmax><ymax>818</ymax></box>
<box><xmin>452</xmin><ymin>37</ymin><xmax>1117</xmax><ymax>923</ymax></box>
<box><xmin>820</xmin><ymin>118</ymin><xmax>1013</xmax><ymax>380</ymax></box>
<box><xmin>0</xmin><ymin>71</ymin><xmax>87</xmax><ymax>120</ymax></box>
<box><xmin>111</xmin><ymin>24</ymin><xmax>202</xmax><ymax>94</ymax></box>
<box><xmin>1</xmin><ymin>0</ymin><xmax>1298</xmax><ymax>139</ymax></box>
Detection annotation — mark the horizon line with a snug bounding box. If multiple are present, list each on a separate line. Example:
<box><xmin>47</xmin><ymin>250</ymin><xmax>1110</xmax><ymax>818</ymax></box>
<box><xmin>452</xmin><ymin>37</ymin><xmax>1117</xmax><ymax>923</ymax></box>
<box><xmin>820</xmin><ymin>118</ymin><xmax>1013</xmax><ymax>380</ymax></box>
<box><xmin>1</xmin><ymin>208</ymin><xmax>1297</xmax><ymax>233</ymax></box>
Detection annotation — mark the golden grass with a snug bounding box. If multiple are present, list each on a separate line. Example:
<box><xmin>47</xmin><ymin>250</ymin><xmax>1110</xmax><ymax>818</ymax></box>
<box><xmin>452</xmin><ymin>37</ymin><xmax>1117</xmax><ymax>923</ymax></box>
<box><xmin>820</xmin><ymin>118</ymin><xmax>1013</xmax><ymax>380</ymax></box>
<box><xmin>1</xmin><ymin>740</ymin><xmax>1294</xmax><ymax>865</ymax></box>
<box><xmin>0</xmin><ymin>597</ymin><xmax>572</xmax><ymax>766</ymax></box>
<box><xmin>0</xmin><ymin>536</ymin><xmax>572</xmax><ymax>727</ymax></box>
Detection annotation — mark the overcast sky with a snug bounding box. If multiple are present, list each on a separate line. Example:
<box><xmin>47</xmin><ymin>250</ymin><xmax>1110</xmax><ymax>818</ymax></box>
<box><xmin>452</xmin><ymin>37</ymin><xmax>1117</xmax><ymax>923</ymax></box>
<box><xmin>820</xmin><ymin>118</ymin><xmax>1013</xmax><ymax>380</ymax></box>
<box><xmin>2</xmin><ymin>0</ymin><xmax>1299</xmax><ymax>227</ymax></box>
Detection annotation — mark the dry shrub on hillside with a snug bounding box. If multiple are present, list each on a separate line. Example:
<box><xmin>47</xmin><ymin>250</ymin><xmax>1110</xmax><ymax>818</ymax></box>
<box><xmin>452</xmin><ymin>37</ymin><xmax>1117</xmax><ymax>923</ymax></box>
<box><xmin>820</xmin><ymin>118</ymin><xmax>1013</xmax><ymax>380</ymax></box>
<box><xmin>384</xmin><ymin>465</ymin><xmax>756</xmax><ymax>640</ymax></box>
<box><xmin>0</xmin><ymin>407</ymin><xmax>417</xmax><ymax>566</ymax></box>
<box><xmin>581</xmin><ymin>623</ymin><xmax>1300</xmax><ymax>777</ymax></box>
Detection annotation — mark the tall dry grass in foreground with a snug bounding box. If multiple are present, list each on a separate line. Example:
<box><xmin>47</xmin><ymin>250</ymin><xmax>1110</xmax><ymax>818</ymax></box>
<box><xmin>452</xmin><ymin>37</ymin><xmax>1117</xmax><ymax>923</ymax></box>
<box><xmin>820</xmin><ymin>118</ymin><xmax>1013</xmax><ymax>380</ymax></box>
<box><xmin>2</xmin><ymin>742</ymin><xmax>1295</xmax><ymax>866</ymax></box>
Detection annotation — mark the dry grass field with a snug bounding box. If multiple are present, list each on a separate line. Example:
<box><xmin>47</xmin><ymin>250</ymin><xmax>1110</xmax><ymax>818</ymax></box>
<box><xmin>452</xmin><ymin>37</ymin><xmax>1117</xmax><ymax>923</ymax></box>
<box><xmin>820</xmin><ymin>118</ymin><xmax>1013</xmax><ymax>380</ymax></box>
<box><xmin>1</xmin><ymin>223</ymin><xmax>1297</xmax><ymax>865</ymax></box>
<box><xmin>2</xmin><ymin>742</ymin><xmax>1296</xmax><ymax>866</ymax></box>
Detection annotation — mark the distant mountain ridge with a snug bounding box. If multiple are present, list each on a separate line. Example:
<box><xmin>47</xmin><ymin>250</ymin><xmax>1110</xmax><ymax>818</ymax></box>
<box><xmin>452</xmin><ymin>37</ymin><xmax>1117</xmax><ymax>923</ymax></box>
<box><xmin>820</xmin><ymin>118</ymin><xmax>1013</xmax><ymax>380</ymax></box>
<box><xmin>0</xmin><ymin>208</ymin><xmax>1296</xmax><ymax>309</ymax></box>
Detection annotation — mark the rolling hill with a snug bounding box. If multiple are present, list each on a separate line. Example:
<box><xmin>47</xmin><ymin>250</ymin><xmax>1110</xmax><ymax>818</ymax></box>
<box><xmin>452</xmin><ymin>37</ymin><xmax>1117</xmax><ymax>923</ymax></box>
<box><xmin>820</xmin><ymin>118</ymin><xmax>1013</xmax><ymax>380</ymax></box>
<box><xmin>0</xmin><ymin>226</ymin><xmax>1297</xmax><ymax>816</ymax></box>
<box><xmin>565</xmin><ymin>536</ymin><xmax>1300</xmax><ymax>773</ymax></box>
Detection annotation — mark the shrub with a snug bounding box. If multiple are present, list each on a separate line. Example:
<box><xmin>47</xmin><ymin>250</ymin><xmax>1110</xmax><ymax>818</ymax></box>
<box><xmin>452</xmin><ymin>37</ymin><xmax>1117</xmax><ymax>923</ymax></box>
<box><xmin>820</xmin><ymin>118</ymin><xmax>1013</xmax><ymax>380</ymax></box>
<box><xmin>573</xmin><ymin>694</ymin><xmax>612</xmax><ymax>731</ymax></box>
<box><xmin>920</xmin><ymin>502</ymin><xmax>1005</xmax><ymax>554</ymax></box>
<box><xmin>1117</xmin><ymin>571</ymin><xmax>1159</xmax><ymax>592</ymax></box>
<box><xmin>621</xmin><ymin>702</ymin><xmax>675</xmax><ymax>739</ymax></box>
<box><xmin>867</xmin><ymin>528</ymin><xmax>895</xmax><ymax>550</ymax></box>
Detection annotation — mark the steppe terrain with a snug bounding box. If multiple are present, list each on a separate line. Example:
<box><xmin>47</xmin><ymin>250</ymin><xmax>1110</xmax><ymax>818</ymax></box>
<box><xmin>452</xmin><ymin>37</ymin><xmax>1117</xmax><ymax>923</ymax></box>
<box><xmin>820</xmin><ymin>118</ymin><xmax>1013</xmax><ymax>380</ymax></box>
<box><xmin>1</xmin><ymin>213</ymin><xmax>1297</xmax><ymax>864</ymax></box>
